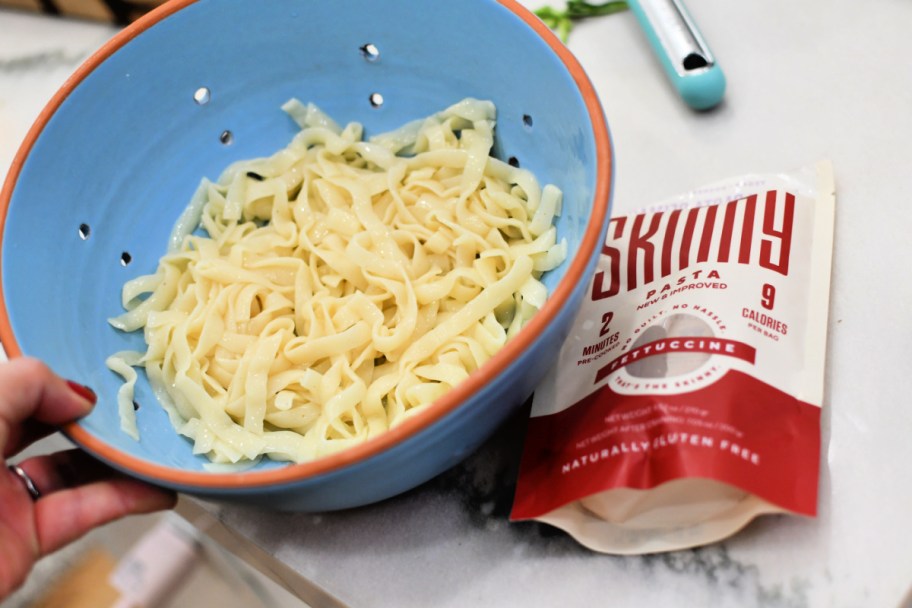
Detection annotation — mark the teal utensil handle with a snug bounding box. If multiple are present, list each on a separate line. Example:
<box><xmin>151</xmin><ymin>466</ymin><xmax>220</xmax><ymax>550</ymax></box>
<box><xmin>627</xmin><ymin>0</ymin><xmax>726</xmax><ymax>110</ymax></box>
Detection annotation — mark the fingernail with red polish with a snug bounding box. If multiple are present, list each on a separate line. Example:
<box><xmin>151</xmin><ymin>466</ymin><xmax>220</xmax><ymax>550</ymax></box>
<box><xmin>66</xmin><ymin>380</ymin><xmax>97</xmax><ymax>405</ymax></box>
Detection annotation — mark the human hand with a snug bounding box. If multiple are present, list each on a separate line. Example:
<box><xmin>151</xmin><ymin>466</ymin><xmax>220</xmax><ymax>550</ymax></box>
<box><xmin>0</xmin><ymin>358</ymin><xmax>176</xmax><ymax>599</ymax></box>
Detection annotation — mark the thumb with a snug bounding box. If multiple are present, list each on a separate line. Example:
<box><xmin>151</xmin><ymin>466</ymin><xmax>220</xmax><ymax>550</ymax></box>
<box><xmin>0</xmin><ymin>358</ymin><xmax>96</xmax><ymax>451</ymax></box>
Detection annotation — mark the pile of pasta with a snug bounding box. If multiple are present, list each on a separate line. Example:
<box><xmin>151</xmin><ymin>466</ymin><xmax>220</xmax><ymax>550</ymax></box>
<box><xmin>108</xmin><ymin>98</ymin><xmax>566</xmax><ymax>465</ymax></box>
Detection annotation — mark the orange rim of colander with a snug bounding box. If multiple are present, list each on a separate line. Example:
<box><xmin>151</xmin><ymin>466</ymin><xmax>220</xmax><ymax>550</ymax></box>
<box><xmin>0</xmin><ymin>0</ymin><xmax>613</xmax><ymax>489</ymax></box>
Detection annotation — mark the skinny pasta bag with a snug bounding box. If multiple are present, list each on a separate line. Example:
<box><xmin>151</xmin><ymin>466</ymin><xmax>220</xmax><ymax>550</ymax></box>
<box><xmin>511</xmin><ymin>162</ymin><xmax>835</xmax><ymax>554</ymax></box>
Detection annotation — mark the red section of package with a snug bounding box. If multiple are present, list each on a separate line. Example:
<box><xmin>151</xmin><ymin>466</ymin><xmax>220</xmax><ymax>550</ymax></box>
<box><xmin>511</xmin><ymin>162</ymin><xmax>835</xmax><ymax>554</ymax></box>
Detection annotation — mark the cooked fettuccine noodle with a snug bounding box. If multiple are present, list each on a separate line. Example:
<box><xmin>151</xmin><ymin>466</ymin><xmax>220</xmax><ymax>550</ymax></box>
<box><xmin>107</xmin><ymin>98</ymin><xmax>566</xmax><ymax>464</ymax></box>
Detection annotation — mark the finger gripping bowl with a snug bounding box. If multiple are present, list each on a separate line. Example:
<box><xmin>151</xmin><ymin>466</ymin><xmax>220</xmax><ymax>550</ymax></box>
<box><xmin>0</xmin><ymin>0</ymin><xmax>613</xmax><ymax>510</ymax></box>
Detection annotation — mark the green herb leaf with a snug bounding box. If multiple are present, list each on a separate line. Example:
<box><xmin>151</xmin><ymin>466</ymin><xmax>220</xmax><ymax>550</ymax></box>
<box><xmin>534</xmin><ymin>0</ymin><xmax>629</xmax><ymax>43</ymax></box>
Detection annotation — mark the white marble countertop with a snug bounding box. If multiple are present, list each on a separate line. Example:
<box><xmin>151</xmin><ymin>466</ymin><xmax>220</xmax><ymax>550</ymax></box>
<box><xmin>2</xmin><ymin>2</ymin><xmax>912</xmax><ymax>607</ymax></box>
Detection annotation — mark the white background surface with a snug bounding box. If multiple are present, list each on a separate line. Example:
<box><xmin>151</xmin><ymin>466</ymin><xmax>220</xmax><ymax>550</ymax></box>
<box><xmin>1</xmin><ymin>1</ymin><xmax>911</xmax><ymax>606</ymax></box>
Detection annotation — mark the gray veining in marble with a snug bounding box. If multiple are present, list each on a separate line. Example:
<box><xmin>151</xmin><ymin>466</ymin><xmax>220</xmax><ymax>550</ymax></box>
<box><xmin>0</xmin><ymin>48</ymin><xmax>87</xmax><ymax>73</ymax></box>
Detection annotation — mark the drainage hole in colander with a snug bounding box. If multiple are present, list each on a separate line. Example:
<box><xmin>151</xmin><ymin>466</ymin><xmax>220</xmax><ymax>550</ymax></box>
<box><xmin>193</xmin><ymin>86</ymin><xmax>211</xmax><ymax>105</ymax></box>
<box><xmin>120</xmin><ymin>252</ymin><xmax>133</xmax><ymax>267</ymax></box>
<box><xmin>508</xmin><ymin>156</ymin><xmax>520</xmax><ymax>168</ymax></box>
<box><xmin>522</xmin><ymin>114</ymin><xmax>533</xmax><ymax>129</ymax></box>
<box><xmin>220</xmin><ymin>130</ymin><xmax>234</xmax><ymax>145</ymax></box>
<box><xmin>360</xmin><ymin>43</ymin><xmax>380</xmax><ymax>62</ymax></box>
<box><xmin>369</xmin><ymin>93</ymin><xmax>384</xmax><ymax>108</ymax></box>
<box><xmin>78</xmin><ymin>223</ymin><xmax>91</xmax><ymax>240</ymax></box>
